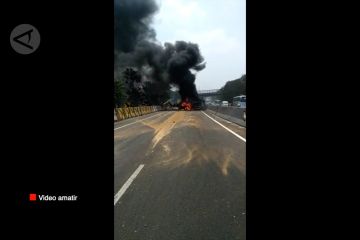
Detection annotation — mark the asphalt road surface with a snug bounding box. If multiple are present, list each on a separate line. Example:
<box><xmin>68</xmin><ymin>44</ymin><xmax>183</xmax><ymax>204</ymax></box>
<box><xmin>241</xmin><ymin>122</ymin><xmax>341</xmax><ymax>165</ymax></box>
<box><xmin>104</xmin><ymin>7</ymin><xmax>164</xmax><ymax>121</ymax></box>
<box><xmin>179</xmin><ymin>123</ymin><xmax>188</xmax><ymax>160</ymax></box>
<box><xmin>114</xmin><ymin>110</ymin><xmax>246</xmax><ymax>240</ymax></box>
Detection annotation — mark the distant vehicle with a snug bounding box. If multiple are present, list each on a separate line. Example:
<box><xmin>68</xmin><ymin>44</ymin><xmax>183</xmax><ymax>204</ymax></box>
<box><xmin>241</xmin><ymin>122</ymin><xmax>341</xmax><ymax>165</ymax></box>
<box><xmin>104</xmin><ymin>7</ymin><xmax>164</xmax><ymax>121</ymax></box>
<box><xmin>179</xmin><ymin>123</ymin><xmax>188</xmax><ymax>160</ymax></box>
<box><xmin>233</xmin><ymin>95</ymin><xmax>246</xmax><ymax>121</ymax></box>
<box><xmin>221</xmin><ymin>101</ymin><xmax>229</xmax><ymax>107</ymax></box>
<box><xmin>213</xmin><ymin>100</ymin><xmax>221</xmax><ymax>106</ymax></box>
<box><xmin>233</xmin><ymin>95</ymin><xmax>246</xmax><ymax>108</ymax></box>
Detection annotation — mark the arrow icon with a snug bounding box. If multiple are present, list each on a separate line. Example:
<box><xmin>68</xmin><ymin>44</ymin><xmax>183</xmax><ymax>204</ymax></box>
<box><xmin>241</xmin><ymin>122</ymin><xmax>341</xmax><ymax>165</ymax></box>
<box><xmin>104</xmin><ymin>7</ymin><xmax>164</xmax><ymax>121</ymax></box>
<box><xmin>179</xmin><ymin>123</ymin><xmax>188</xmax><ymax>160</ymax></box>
<box><xmin>13</xmin><ymin>29</ymin><xmax>34</xmax><ymax>50</ymax></box>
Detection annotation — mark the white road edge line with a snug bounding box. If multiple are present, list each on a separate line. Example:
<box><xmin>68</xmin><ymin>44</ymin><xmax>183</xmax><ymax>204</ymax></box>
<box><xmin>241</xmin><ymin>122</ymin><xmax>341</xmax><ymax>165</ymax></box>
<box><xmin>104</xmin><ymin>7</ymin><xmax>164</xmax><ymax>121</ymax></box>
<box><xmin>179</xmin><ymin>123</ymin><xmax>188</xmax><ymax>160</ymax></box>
<box><xmin>201</xmin><ymin>111</ymin><xmax>246</xmax><ymax>142</ymax></box>
<box><xmin>114</xmin><ymin>164</ymin><xmax>145</xmax><ymax>206</ymax></box>
<box><xmin>114</xmin><ymin>112</ymin><xmax>165</xmax><ymax>130</ymax></box>
<box><xmin>213</xmin><ymin>115</ymin><xmax>245</xmax><ymax>129</ymax></box>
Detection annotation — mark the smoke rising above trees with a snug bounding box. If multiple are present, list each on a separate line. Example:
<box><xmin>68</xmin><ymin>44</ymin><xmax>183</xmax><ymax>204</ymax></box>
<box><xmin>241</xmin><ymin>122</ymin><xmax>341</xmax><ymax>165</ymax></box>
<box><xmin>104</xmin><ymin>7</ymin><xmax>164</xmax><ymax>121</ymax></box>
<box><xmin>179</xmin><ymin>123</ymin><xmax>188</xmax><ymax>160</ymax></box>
<box><xmin>114</xmin><ymin>0</ymin><xmax>206</xmax><ymax>106</ymax></box>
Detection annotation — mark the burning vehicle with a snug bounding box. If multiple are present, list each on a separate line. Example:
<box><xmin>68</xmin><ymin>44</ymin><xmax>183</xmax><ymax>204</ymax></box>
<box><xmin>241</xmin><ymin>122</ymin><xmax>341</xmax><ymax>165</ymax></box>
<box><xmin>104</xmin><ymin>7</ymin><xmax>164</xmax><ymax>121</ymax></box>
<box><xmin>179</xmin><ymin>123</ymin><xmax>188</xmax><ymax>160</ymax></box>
<box><xmin>162</xmin><ymin>89</ymin><xmax>206</xmax><ymax>111</ymax></box>
<box><xmin>162</xmin><ymin>93</ymin><xmax>206</xmax><ymax>111</ymax></box>
<box><xmin>180</xmin><ymin>98</ymin><xmax>192</xmax><ymax>111</ymax></box>
<box><xmin>179</xmin><ymin>97</ymin><xmax>206</xmax><ymax>111</ymax></box>
<box><xmin>161</xmin><ymin>97</ymin><xmax>206</xmax><ymax>111</ymax></box>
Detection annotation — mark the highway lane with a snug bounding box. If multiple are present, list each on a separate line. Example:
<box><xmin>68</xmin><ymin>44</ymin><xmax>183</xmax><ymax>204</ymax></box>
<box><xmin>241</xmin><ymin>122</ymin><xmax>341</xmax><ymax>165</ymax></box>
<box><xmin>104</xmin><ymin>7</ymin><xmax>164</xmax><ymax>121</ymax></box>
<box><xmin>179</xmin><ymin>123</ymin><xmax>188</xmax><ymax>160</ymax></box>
<box><xmin>114</xmin><ymin>111</ymin><xmax>171</xmax><ymax>130</ymax></box>
<box><xmin>114</xmin><ymin>110</ymin><xmax>246</xmax><ymax>240</ymax></box>
<box><xmin>203</xmin><ymin>110</ymin><xmax>246</xmax><ymax>139</ymax></box>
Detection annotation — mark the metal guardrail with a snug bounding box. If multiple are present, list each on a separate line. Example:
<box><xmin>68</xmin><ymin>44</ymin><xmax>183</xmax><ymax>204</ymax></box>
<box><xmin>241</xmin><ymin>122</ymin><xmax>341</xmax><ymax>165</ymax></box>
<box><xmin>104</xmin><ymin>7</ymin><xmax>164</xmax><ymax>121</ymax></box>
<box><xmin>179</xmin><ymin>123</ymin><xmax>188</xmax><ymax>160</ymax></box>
<box><xmin>114</xmin><ymin>106</ymin><xmax>161</xmax><ymax>121</ymax></box>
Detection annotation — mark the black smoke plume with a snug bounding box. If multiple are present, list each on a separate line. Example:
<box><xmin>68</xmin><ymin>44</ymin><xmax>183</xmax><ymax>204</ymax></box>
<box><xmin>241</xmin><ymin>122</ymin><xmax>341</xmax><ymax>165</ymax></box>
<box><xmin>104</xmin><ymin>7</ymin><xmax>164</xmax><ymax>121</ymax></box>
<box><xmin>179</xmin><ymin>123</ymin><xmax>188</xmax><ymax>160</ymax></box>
<box><xmin>115</xmin><ymin>0</ymin><xmax>206</xmax><ymax>105</ymax></box>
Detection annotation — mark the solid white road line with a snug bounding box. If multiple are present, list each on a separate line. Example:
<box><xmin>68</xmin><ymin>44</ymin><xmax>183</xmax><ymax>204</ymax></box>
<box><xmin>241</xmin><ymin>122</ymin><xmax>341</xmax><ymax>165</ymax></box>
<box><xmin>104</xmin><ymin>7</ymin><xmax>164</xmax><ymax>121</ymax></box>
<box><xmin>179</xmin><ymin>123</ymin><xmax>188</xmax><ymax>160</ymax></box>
<box><xmin>201</xmin><ymin>111</ymin><xmax>246</xmax><ymax>142</ymax></box>
<box><xmin>213</xmin><ymin>114</ymin><xmax>245</xmax><ymax>128</ymax></box>
<box><xmin>114</xmin><ymin>164</ymin><xmax>145</xmax><ymax>206</ymax></box>
<box><xmin>114</xmin><ymin>112</ymin><xmax>166</xmax><ymax>131</ymax></box>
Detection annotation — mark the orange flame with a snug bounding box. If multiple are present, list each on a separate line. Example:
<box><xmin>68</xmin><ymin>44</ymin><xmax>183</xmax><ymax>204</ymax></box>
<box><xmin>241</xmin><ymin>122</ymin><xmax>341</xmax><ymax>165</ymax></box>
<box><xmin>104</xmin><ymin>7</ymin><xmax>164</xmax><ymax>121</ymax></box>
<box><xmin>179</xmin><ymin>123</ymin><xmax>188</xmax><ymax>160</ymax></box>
<box><xmin>181</xmin><ymin>98</ymin><xmax>192</xmax><ymax>111</ymax></box>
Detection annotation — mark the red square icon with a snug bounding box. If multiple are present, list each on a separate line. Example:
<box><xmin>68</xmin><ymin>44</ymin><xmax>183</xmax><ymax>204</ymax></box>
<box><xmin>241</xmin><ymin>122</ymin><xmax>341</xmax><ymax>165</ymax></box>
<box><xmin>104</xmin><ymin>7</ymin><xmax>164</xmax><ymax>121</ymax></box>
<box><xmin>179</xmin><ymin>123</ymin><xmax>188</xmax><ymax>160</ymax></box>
<box><xmin>29</xmin><ymin>193</ymin><xmax>36</xmax><ymax>201</ymax></box>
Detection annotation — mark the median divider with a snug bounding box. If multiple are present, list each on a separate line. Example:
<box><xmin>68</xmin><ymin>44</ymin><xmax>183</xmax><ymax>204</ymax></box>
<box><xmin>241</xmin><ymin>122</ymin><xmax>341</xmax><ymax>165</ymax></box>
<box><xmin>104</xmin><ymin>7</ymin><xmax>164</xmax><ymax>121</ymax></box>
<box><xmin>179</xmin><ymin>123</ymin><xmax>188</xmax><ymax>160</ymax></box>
<box><xmin>114</xmin><ymin>105</ymin><xmax>161</xmax><ymax>121</ymax></box>
<box><xmin>207</xmin><ymin>105</ymin><xmax>246</xmax><ymax>127</ymax></box>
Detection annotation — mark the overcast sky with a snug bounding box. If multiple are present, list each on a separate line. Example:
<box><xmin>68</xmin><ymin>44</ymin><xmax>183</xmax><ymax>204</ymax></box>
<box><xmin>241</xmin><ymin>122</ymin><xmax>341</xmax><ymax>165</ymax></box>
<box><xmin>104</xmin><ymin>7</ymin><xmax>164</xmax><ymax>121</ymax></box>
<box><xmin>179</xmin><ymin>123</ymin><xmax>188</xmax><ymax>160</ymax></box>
<box><xmin>153</xmin><ymin>0</ymin><xmax>246</xmax><ymax>90</ymax></box>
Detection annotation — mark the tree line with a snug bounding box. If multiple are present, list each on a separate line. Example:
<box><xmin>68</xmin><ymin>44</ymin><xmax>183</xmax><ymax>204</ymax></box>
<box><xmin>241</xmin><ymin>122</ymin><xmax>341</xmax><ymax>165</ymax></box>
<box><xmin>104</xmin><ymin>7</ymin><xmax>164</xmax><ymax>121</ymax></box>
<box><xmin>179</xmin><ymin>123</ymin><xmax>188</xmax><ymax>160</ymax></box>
<box><xmin>218</xmin><ymin>74</ymin><xmax>246</xmax><ymax>103</ymax></box>
<box><xmin>114</xmin><ymin>67</ymin><xmax>169</xmax><ymax>108</ymax></box>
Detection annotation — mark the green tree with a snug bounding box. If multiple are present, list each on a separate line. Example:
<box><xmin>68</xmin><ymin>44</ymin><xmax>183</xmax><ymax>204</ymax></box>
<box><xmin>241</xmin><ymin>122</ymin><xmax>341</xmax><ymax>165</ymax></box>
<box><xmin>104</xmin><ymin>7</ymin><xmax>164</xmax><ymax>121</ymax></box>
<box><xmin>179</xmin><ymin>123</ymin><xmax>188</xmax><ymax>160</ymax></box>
<box><xmin>114</xmin><ymin>76</ymin><xmax>127</xmax><ymax>108</ymax></box>
<box><xmin>218</xmin><ymin>74</ymin><xmax>246</xmax><ymax>103</ymax></box>
<box><xmin>124</xmin><ymin>68</ymin><xmax>144</xmax><ymax>106</ymax></box>
<box><xmin>143</xmin><ymin>81</ymin><xmax>170</xmax><ymax>105</ymax></box>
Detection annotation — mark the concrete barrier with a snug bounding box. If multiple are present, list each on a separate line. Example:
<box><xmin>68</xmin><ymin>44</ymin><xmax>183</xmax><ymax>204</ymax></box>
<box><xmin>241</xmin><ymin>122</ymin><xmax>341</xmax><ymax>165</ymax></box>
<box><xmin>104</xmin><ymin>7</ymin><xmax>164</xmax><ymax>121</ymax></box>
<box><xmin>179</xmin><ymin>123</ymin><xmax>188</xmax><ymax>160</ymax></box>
<box><xmin>207</xmin><ymin>106</ymin><xmax>246</xmax><ymax>127</ymax></box>
<box><xmin>114</xmin><ymin>106</ymin><xmax>161</xmax><ymax>122</ymax></box>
